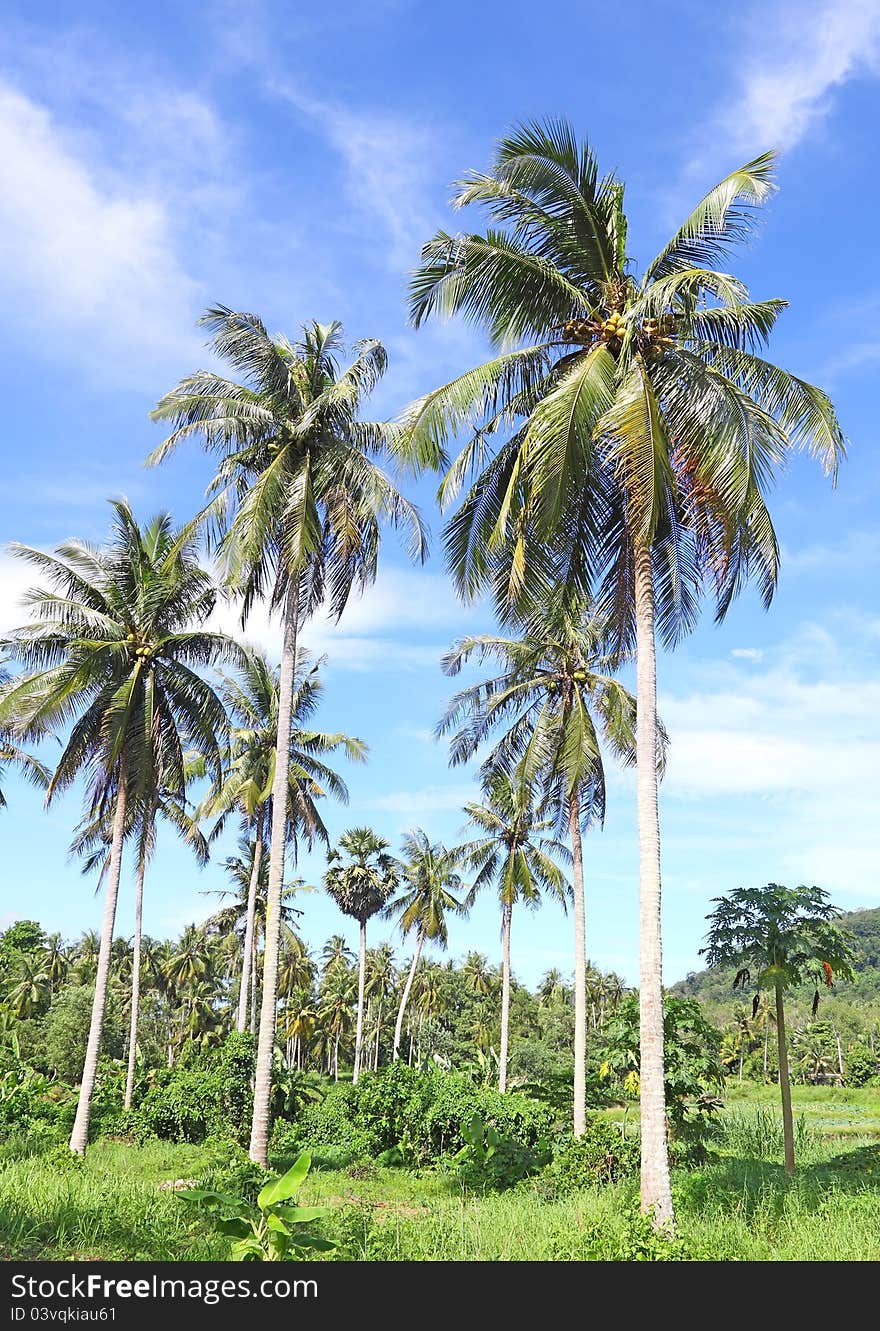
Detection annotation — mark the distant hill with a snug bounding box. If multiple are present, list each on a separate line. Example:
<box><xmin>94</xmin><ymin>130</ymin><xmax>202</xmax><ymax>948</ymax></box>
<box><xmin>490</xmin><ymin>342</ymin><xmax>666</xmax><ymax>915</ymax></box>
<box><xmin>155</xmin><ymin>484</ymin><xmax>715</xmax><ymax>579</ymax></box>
<box><xmin>671</xmin><ymin>908</ymin><xmax>880</xmax><ymax>1030</ymax></box>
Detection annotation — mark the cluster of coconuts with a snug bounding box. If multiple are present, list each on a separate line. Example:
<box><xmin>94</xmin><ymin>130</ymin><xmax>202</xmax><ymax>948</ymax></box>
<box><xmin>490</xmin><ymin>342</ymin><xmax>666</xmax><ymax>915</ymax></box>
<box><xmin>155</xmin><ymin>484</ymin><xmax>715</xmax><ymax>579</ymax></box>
<box><xmin>546</xmin><ymin>669</ymin><xmax>590</xmax><ymax>692</ymax></box>
<box><xmin>641</xmin><ymin>312</ymin><xmax>678</xmax><ymax>346</ymax></box>
<box><xmin>562</xmin><ymin>312</ymin><xmax>627</xmax><ymax>345</ymax></box>
<box><xmin>124</xmin><ymin>631</ymin><xmax>153</xmax><ymax>659</ymax></box>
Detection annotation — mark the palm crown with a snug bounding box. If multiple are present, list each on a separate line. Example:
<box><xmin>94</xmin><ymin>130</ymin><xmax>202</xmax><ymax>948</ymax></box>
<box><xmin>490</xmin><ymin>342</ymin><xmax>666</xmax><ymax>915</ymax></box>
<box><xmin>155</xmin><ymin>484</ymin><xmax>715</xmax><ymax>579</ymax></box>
<box><xmin>149</xmin><ymin>309</ymin><xmax>427</xmax><ymax>621</ymax></box>
<box><xmin>206</xmin><ymin>646</ymin><xmax>366</xmax><ymax>849</ymax></box>
<box><xmin>0</xmin><ymin>501</ymin><xmax>240</xmax><ymax>817</ymax></box>
<box><xmin>438</xmin><ymin>601</ymin><xmax>642</xmax><ymax>824</ymax></box>
<box><xmin>324</xmin><ymin>827</ymin><xmax>398</xmax><ymax>924</ymax></box>
<box><xmin>405</xmin><ymin>120</ymin><xmax>845</xmax><ymax>641</ymax></box>
<box><xmin>461</xmin><ymin>766</ymin><xmax>571</xmax><ymax>909</ymax></box>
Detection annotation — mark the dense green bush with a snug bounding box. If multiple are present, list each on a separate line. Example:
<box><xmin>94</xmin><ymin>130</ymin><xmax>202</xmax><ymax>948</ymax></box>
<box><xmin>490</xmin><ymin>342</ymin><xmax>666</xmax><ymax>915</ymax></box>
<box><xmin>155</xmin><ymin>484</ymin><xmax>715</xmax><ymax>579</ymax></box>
<box><xmin>43</xmin><ymin>986</ymin><xmax>124</xmax><ymax>1083</ymax></box>
<box><xmin>846</xmin><ymin>1043</ymin><xmax>880</xmax><ymax>1087</ymax></box>
<box><xmin>550</xmin><ymin>1118</ymin><xmax>639</xmax><ymax>1191</ymax></box>
<box><xmin>293</xmin><ymin>1063</ymin><xmax>553</xmax><ymax>1164</ymax></box>
<box><xmin>131</xmin><ymin>1033</ymin><xmax>255</xmax><ymax>1143</ymax></box>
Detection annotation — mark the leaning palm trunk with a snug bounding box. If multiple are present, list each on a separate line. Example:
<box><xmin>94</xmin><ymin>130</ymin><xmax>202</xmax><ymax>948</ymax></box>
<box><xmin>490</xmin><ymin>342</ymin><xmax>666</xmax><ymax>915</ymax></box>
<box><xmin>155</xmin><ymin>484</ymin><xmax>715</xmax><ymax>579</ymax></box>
<box><xmin>249</xmin><ymin>585</ymin><xmax>298</xmax><ymax>1166</ymax></box>
<box><xmin>237</xmin><ymin>824</ymin><xmax>263</xmax><ymax>1033</ymax></box>
<box><xmin>775</xmin><ymin>979</ymin><xmax>795</xmax><ymax>1175</ymax></box>
<box><xmin>634</xmin><ymin>540</ymin><xmax>674</xmax><ymax>1226</ymax></box>
<box><xmin>393</xmin><ymin>932</ymin><xmax>423</xmax><ymax>1061</ymax></box>
<box><xmin>124</xmin><ymin>840</ymin><xmax>147</xmax><ymax>1111</ymax></box>
<box><xmin>568</xmin><ymin>791</ymin><xmax>588</xmax><ymax>1136</ymax></box>
<box><xmin>353</xmin><ymin>920</ymin><xmax>367</xmax><ymax>1084</ymax></box>
<box><xmin>70</xmin><ymin>767</ymin><xmax>128</xmax><ymax>1154</ymax></box>
<box><xmin>499</xmin><ymin>900</ymin><xmax>513</xmax><ymax>1094</ymax></box>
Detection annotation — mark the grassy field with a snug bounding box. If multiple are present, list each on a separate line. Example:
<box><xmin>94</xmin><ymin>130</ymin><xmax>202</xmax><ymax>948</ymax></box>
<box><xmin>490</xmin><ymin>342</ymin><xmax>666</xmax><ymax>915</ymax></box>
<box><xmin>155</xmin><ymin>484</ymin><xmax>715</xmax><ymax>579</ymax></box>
<box><xmin>2</xmin><ymin>1085</ymin><xmax>879</xmax><ymax>1262</ymax></box>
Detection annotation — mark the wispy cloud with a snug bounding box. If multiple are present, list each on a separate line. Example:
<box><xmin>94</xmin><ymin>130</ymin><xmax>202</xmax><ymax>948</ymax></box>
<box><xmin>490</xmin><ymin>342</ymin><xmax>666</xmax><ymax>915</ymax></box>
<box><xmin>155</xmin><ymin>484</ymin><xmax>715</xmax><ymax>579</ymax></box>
<box><xmin>678</xmin><ymin>0</ymin><xmax>880</xmax><ymax>199</ymax></box>
<box><xmin>0</xmin><ymin>80</ymin><xmax>205</xmax><ymax>389</ymax></box>
<box><xmin>782</xmin><ymin>529</ymin><xmax>880</xmax><ymax>572</ymax></box>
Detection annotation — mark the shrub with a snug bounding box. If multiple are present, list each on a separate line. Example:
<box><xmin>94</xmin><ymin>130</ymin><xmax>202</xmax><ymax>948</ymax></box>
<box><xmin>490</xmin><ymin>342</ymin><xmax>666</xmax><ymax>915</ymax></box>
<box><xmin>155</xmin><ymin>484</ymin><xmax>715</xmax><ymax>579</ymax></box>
<box><xmin>845</xmin><ymin>1043</ymin><xmax>880</xmax><ymax>1087</ymax></box>
<box><xmin>550</xmin><ymin>1117</ymin><xmax>639</xmax><ymax>1191</ymax></box>
<box><xmin>548</xmin><ymin>1207</ymin><xmax>689</xmax><ymax>1261</ymax></box>
<box><xmin>43</xmin><ymin>986</ymin><xmax>124</xmax><ymax>1083</ymax></box>
<box><xmin>133</xmin><ymin>1033</ymin><xmax>255</xmax><ymax>1143</ymax></box>
<box><xmin>293</xmin><ymin>1063</ymin><xmax>553</xmax><ymax>1165</ymax></box>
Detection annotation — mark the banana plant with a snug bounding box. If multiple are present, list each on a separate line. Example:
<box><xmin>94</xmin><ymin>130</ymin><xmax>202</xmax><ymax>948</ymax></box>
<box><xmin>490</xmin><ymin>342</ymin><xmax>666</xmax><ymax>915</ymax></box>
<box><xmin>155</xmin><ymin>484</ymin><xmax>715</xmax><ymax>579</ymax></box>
<box><xmin>180</xmin><ymin>1151</ymin><xmax>334</xmax><ymax>1261</ymax></box>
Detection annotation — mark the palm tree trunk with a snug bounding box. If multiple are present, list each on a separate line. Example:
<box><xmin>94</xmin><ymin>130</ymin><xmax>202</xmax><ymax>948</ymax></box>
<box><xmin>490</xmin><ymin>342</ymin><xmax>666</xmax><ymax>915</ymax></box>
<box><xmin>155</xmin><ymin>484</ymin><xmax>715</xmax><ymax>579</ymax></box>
<box><xmin>568</xmin><ymin>790</ymin><xmax>588</xmax><ymax>1137</ymax></box>
<box><xmin>499</xmin><ymin>899</ymin><xmax>512</xmax><ymax>1094</ymax></box>
<box><xmin>353</xmin><ymin>920</ymin><xmax>367</xmax><ymax>1085</ymax></box>
<box><xmin>69</xmin><ymin>763</ymin><xmax>128</xmax><ymax>1154</ymax></box>
<box><xmin>738</xmin><ymin>1045</ymin><xmax>744</xmax><ymax>1083</ymax></box>
<box><xmin>764</xmin><ymin>1023</ymin><xmax>769</xmax><ymax>1079</ymax></box>
<box><xmin>393</xmin><ymin>933</ymin><xmax>423</xmax><ymax>1061</ymax></box>
<box><xmin>775</xmin><ymin>978</ymin><xmax>795</xmax><ymax>1175</ymax></box>
<box><xmin>237</xmin><ymin>824</ymin><xmax>263</xmax><ymax>1033</ymax></box>
<box><xmin>124</xmin><ymin>837</ymin><xmax>148</xmax><ymax>1111</ymax></box>
<box><xmin>375</xmin><ymin>999</ymin><xmax>382</xmax><ymax>1070</ymax></box>
<box><xmin>634</xmin><ymin>537</ymin><xmax>674</xmax><ymax>1227</ymax></box>
<box><xmin>249</xmin><ymin>582</ymin><xmax>298</xmax><ymax>1166</ymax></box>
<box><xmin>334</xmin><ymin>1032</ymin><xmax>339</xmax><ymax>1082</ymax></box>
<box><xmin>250</xmin><ymin>933</ymin><xmax>258</xmax><ymax>1035</ymax></box>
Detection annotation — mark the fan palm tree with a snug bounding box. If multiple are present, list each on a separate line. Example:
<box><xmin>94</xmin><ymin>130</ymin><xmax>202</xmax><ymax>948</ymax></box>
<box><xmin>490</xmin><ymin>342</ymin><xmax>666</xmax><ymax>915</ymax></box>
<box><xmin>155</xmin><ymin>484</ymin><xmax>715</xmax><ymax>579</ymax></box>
<box><xmin>384</xmin><ymin>830</ymin><xmax>468</xmax><ymax>1060</ymax></box>
<box><xmin>205</xmin><ymin>646</ymin><xmax>365</xmax><ymax>1033</ymax></box>
<box><xmin>0</xmin><ymin>501</ymin><xmax>239</xmax><ymax>1152</ymax></box>
<box><xmin>460</xmin><ymin>766</ymin><xmax>570</xmax><ymax>1091</ymax></box>
<box><xmin>150</xmin><ymin>308</ymin><xmax>427</xmax><ymax>1165</ymax></box>
<box><xmin>323</xmin><ymin>827</ymin><xmax>398</xmax><ymax>1082</ymax></box>
<box><xmin>406</xmin><ymin>121</ymin><xmax>845</xmax><ymax>1224</ymax></box>
<box><xmin>438</xmin><ymin>603</ymin><xmax>638</xmax><ymax>1132</ymax></box>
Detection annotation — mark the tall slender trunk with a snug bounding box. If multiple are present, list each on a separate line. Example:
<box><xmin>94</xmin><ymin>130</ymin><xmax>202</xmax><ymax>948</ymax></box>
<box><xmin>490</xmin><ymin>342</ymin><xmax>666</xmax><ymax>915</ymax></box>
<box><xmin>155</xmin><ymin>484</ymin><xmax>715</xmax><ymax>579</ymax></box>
<box><xmin>568</xmin><ymin>791</ymin><xmax>588</xmax><ymax>1137</ymax></box>
<box><xmin>237</xmin><ymin>823</ymin><xmax>263</xmax><ymax>1033</ymax></box>
<box><xmin>393</xmin><ymin>933</ymin><xmax>423</xmax><ymax>1061</ymax></box>
<box><xmin>375</xmin><ymin>999</ymin><xmax>382</xmax><ymax>1070</ymax></box>
<box><xmin>69</xmin><ymin>761</ymin><xmax>128</xmax><ymax>1154</ymax></box>
<box><xmin>250</xmin><ymin>933</ymin><xmax>258</xmax><ymax>1035</ymax></box>
<box><xmin>249</xmin><ymin>582</ymin><xmax>298</xmax><ymax>1166</ymax></box>
<box><xmin>738</xmin><ymin>1045</ymin><xmax>744</xmax><ymax>1083</ymax></box>
<box><xmin>499</xmin><ymin>899</ymin><xmax>512</xmax><ymax>1094</ymax></box>
<box><xmin>124</xmin><ymin>828</ymin><xmax>149</xmax><ymax>1112</ymax></box>
<box><xmin>634</xmin><ymin>538</ymin><xmax>674</xmax><ymax>1227</ymax></box>
<box><xmin>764</xmin><ymin>1022</ymin><xmax>769</xmax><ymax>1079</ymax></box>
<box><xmin>833</xmin><ymin>1025</ymin><xmax>844</xmax><ymax>1080</ymax></box>
<box><xmin>775</xmin><ymin>979</ymin><xmax>795</xmax><ymax>1175</ymax></box>
<box><xmin>353</xmin><ymin>920</ymin><xmax>367</xmax><ymax>1084</ymax></box>
<box><xmin>333</xmin><ymin>1033</ymin><xmax>339</xmax><ymax>1082</ymax></box>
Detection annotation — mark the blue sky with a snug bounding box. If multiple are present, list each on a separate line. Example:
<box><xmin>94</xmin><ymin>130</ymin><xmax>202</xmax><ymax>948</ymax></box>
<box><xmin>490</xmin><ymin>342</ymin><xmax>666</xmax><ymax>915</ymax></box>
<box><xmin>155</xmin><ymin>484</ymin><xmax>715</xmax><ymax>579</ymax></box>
<box><xmin>1</xmin><ymin>0</ymin><xmax>879</xmax><ymax>987</ymax></box>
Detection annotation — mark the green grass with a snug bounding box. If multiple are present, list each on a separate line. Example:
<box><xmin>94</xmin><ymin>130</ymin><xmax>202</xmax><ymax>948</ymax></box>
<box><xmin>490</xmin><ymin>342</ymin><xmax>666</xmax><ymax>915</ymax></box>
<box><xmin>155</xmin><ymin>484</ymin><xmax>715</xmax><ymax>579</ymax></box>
<box><xmin>3</xmin><ymin>1085</ymin><xmax>880</xmax><ymax>1261</ymax></box>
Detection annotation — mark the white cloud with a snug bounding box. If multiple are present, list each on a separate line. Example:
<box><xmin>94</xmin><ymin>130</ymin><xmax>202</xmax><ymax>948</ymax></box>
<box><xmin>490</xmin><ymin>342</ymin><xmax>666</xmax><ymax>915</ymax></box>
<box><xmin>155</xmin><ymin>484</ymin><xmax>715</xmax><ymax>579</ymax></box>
<box><xmin>658</xmin><ymin>623</ymin><xmax>880</xmax><ymax>898</ymax></box>
<box><xmin>0</xmin><ymin>81</ymin><xmax>203</xmax><ymax>388</ymax></box>
<box><xmin>730</xmin><ymin>647</ymin><xmax>765</xmax><ymax>662</ymax></box>
<box><xmin>366</xmin><ymin>782</ymin><xmax>476</xmax><ymax>815</ymax></box>
<box><xmin>208</xmin><ymin>564</ymin><xmax>486</xmax><ymax>671</ymax></box>
<box><xmin>782</xmin><ymin>529</ymin><xmax>880</xmax><ymax>572</ymax></box>
<box><xmin>720</xmin><ymin>0</ymin><xmax>880</xmax><ymax>155</ymax></box>
<box><xmin>267</xmin><ymin>77</ymin><xmax>439</xmax><ymax>269</ymax></box>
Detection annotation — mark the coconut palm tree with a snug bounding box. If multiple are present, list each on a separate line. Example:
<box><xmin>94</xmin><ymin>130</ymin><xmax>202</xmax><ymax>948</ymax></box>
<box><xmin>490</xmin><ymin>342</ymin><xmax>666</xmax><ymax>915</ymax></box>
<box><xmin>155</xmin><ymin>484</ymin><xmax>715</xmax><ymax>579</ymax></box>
<box><xmin>364</xmin><ymin>942</ymin><xmax>396</xmax><ymax>1070</ymax></box>
<box><xmin>460</xmin><ymin>766</ymin><xmax>570</xmax><ymax>1091</ymax></box>
<box><xmin>321</xmin><ymin>934</ymin><xmax>356</xmax><ymax>977</ymax></box>
<box><xmin>384</xmin><ymin>830</ymin><xmax>468</xmax><ymax>1061</ymax></box>
<box><xmin>318</xmin><ymin>966</ymin><xmax>357</xmax><ymax>1080</ymax></box>
<box><xmin>150</xmin><ymin>309</ymin><xmax>427</xmax><ymax>1165</ymax></box>
<box><xmin>406</xmin><ymin>121</ymin><xmax>845</xmax><ymax>1224</ymax></box>
<box><xmin>702</xmin><ymin>883</ymin><xmax>854</xmax><ymax>1174</ymax></box>
<box><xmin>7</xmin><ymin>953</ymin><xmax>51</xmax><ymax>1019</ymax></box>
<box><xmin>205</xmin><ymin>645</ymin><xmax>365</xmax><ymax>1034</ymax></box>
<box><xmin>438</xmin><ymin>603</ymin><xmax>638</xmax><ymax>1133</ymax></box>
<box><xmin>0</xmin><ymin>665</ymin><xmax>49</xmax><ymax>809</ymax></box>
<box><xmin>203</xmin><ymin>839</ymin><xmax>306</xmax><ymax>1032</ymax></box>
<box><xmin>0</xmin><ymin>502</ymin><xmax>239</xmax><ymax>1152</ymax></box>
<box><xmin>323</xmin><ymin>828</ymin><xmax>398</xmax><ymax>1083</ymax></box>
<box><xmin>71</xmin><ymin>773</ymin><xmax>210</xmax><ymax>1109</ymax></box>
